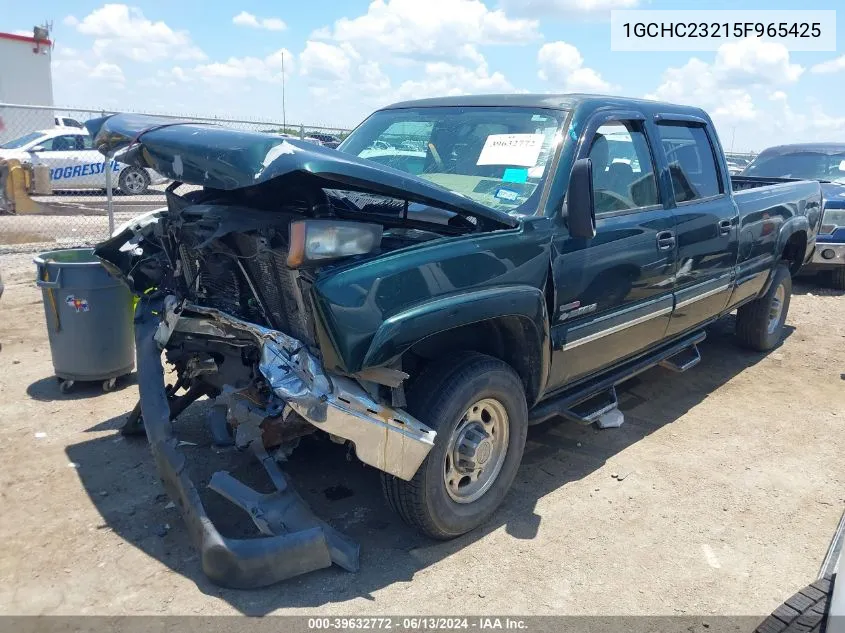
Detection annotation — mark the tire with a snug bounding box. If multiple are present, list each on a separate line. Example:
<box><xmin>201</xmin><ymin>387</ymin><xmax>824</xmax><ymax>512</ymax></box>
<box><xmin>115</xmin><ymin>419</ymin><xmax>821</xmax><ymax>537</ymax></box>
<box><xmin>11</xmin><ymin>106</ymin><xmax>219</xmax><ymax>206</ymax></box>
<box><xmin>754</xmin><ymin>576</ymin><xmax>831</xmax><ymax>633</ymax></box>
<box><xmin>118</xmin><ymin>167</ymin><xmax>150</xmax><ymax>195</ymax></box>
<box><xmin>830</xmin><ymin>267</ymin><xmax>845</xmax><ymax>290</ymax></box>
<box><xmin>735</xmin><ymin>263</ymin><xmax>792</xmax><ymax>352</ymax></box>
<box><xmin>381</xmin><ymin>352</ymin><xmax>528</xmax><ymax>539</ymax></box>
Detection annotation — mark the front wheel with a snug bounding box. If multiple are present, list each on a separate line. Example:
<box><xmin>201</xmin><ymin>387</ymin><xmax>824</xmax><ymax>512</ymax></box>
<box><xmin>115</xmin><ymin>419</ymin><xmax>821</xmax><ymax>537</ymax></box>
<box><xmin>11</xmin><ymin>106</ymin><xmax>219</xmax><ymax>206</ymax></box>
<box><xmin>118</xmin><ymin>167</ymin><xmax>150</xmax><ymax>195</ymax></box>
<box><xmin>735</xmin><ymin>263</ymin><xmax>792</xmax><ymax>351</ymax></box>
<box><xmin>381</xmin><ymin>352</ymin><xmax>528</xmax><ymax>539</ymax></box>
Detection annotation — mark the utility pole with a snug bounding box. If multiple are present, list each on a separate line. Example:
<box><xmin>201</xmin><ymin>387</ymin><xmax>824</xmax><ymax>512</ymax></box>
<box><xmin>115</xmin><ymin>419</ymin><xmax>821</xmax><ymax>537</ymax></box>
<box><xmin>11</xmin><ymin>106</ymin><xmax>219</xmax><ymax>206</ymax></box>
<box><xmin>730</xmin><ymin>126</ymin><xmax>736</xmax><ymax>154</ymax></box>
<box><xmin>281</xmin><ymin>51</ymin><xmax>287</xmax><ymax>133</ymax></box>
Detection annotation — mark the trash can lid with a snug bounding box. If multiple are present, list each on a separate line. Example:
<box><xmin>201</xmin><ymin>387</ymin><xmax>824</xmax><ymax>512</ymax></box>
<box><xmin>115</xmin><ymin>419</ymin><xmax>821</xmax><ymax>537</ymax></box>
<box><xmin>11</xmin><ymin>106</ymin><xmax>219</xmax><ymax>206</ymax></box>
<box><xmin>33</xmin><ymin>248</ymin><xmax>100</xmax><ymax>267</ymax></box>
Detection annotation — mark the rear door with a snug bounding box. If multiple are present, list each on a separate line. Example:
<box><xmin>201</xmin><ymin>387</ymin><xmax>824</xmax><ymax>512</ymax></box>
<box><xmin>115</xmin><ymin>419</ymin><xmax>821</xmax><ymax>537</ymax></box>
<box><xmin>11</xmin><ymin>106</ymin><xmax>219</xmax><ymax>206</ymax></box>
<box><xmin>654</xmin><ymin>118</ymin><xmax>739</xmax><ymax>336</ymax></box>
<box><xmin>547</xmin><ymin>112</ymin><xmax>676</xmax><ymax>389</ymax></box>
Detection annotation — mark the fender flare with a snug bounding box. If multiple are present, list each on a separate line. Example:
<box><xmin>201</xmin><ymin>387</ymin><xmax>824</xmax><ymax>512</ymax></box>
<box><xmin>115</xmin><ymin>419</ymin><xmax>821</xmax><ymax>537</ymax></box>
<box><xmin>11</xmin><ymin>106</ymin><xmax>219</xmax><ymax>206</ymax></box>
<box><xmin>759</xmin><ymin>217</ymin><xmax>811</xmax><ymax>296</ymax></box>
<box><xmin>361</xmin><ymin>285</ymin><xmax>550</xmax><ymax>399</ymax></box>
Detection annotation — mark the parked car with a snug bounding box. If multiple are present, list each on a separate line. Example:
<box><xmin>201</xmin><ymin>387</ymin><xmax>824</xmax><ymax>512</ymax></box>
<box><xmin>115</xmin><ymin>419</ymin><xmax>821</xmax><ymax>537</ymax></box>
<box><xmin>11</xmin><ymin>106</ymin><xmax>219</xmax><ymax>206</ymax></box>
<box><xmin>92</xmin><ymin>94</ymin><xmax>821</xmax><ymax>588</ymax></box>
<box><xmin>755</xmin><ymin>510</ymin><xmax>844</xmax><ymax>633</ymax></box>
<box><xmin>0</xmin><ymin>128</ymin><xmax>167</xmax><ymax>194</ymax></box>
<box><xmin>54</xmin><ymin>116</ymin><xmax>83</xmax><ymax>129</ymax></box>
<box><xmin>308</xmin><ymin>132</ymin><xmax>341</xmax><ymax>145</ymax></box>
<box><xmin>741</xmin><ymin>143</ymin><xmax>845</xmax><ymax>289</ymax></box>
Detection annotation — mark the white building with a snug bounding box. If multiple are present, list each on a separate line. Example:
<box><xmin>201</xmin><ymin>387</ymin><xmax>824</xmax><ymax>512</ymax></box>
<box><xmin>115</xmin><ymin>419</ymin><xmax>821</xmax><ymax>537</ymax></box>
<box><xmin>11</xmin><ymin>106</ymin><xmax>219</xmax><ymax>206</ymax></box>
<box><xmin>0</xmin><ymin>30</ymin><xmax>54</xmax><ymax>143</ymax></box>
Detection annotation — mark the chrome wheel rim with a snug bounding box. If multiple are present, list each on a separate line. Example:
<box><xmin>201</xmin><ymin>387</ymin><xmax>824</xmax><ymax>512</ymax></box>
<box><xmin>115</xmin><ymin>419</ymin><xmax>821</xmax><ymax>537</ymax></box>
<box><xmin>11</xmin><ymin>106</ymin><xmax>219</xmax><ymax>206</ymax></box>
<box><xmin>123</xmin><ymin>170</ymin><xmax>146</xmax><ymax>194</ymax></box>
<box><xmin>443</xmin><ymin>398</ymin><xmax>509</xmax><ymax>504</ymax></box>
<box><xmin>767</xmin><ymin>284</ymin><xmax>785</xmax><ymax>334</ymax></box>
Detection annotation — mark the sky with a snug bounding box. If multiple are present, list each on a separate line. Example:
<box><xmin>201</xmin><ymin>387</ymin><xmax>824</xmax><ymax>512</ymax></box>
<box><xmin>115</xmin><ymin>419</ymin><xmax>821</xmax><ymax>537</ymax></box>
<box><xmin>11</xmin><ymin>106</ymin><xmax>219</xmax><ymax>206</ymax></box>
<box><xmin>7</xmin><ymin>0</ymin><xmax>845</xmax><ymax>152</ymax></box>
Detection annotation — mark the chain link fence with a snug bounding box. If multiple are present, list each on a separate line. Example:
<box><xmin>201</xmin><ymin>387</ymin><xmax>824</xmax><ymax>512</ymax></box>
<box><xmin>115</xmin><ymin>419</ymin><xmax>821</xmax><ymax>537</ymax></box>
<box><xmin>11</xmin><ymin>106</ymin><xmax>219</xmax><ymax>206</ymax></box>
<box><xmin>0</xmin><ymin>103</ymin><xmax>352</xmax><ymax>255</ymax></box>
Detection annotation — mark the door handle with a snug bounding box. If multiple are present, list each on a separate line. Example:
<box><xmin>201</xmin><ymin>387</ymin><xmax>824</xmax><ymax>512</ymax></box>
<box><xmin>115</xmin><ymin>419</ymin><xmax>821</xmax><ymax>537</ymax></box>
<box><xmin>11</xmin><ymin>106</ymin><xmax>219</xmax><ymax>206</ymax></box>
<box><xmin>718</xmin><ymin>219</ymin><xmax>734</xmax><ymax>236</ymax></box>
<box><xmin>656</xmin><ymin>230</ymin><xmax>676</xmax><ymax>251</ymax></box>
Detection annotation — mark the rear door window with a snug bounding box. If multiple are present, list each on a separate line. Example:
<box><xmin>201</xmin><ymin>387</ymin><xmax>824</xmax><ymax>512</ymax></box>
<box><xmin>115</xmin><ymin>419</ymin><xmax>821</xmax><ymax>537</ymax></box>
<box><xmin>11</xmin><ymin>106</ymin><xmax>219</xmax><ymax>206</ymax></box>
<box><xmin>657</xmin><ymin>123</ymin><xmax>723</xmax><ymax>203</ymax></box>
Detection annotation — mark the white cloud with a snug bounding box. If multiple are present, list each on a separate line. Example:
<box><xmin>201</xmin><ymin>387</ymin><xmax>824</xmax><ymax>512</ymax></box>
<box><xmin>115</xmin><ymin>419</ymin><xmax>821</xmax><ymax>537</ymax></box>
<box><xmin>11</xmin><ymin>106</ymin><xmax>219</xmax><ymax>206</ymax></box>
<box><xmin>537</xmin><ymin>41</ymin><xmax>614</xmax><ymax>93</ymax></box>
<box><xmin>646</xmin><ymin>39</ymin><xmax>803</xmax><ymax>128</ymax></box>
<box><xmin>232</xmin><ymin>11</ymin><xmax>287</xmax><ymax>31</ymax></box>
<box><xmin>72</xmin><ymin>4</ymin><xmax>205</xmax><ymax>62</ymax></box>
<box><xmin>318</xmin><ymin>0</ymin><xmax>539</xmax><ymax>63</ymax></box>
<box><xmin>190</xmin><ymin>48</ymin><xmax>294</xmax><ymax>83</ymax></box>
<box><xmin>501</xmin><ymin>0</ymin><xmax>638</xmax><ymax>17</ymax></box>
<box><xmin>715</xmin><ymin>38</ymin><xmax>803</xmax><ymax>86</ymax></box>
<box><xmin>299</xmin><ymin>41</ymin><xmax>354</xmax><ymax>81</ymax></box>
<box><xmin>811</xmin><ymin>55</ymin><xmax>845</xmax><ymax>74</ymax></box>
<box><xmin>90</xmin><ymin>61</ymin><xmax>126</xmax><ymax>84</ymax></box>
<box><xmin>62</xmin><ymin>15</ymin><xmax>79</xmax><ymax>27</ymax></box>
<box><xmin>394</xmin><ymin>60</ymin><xmax>513</xmax><ymax>101</ymax></box>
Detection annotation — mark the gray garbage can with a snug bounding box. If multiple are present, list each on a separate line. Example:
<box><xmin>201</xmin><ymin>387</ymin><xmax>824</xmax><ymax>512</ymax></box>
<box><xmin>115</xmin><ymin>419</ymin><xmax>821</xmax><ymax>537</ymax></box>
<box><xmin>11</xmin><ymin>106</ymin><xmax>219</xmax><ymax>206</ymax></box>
<box><xmin>34</xmin><ymin>248</ymin><xmax>135</xmax><ymax>393</ymax></box>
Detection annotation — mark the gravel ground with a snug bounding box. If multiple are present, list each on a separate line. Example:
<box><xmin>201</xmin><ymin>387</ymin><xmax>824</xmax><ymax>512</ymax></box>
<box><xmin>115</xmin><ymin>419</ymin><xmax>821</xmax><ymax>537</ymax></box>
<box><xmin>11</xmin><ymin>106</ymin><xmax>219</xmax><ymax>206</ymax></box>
<box><xmin>0</xmin><ymin>253</ymin><xmax>843</xmax><ymax>617</ymax></box>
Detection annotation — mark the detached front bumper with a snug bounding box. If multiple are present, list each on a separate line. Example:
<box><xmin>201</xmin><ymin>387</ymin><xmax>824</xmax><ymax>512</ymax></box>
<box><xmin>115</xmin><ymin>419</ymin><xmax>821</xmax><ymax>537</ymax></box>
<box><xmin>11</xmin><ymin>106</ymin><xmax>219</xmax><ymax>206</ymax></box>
<box><xmin>155</xmin><ymin>296</ymin><xmax>436</xmax><ymax>481</ymax></box>
<box><xmin>135</xmin><ymin>296</ymin><xmax>435</xmax><ymax>588</ymax></box>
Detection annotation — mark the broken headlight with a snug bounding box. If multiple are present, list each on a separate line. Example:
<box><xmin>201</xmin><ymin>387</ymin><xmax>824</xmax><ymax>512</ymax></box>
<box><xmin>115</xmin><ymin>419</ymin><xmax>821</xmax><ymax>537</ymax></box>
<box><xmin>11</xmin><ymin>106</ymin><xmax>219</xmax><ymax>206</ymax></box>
<box><xmin>287</xmin><ymin>220</ymin><xmax>382</xmax><ymax>267</ymax></box>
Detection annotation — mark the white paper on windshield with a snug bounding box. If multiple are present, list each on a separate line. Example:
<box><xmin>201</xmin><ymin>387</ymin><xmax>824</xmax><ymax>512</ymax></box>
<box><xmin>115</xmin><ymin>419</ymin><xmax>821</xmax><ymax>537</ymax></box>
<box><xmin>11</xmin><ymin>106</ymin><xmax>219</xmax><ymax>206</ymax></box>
<box><xmin>476</xmin><ymin>134</ymin><xmax>545</xmax><ymax>167</ymax></box>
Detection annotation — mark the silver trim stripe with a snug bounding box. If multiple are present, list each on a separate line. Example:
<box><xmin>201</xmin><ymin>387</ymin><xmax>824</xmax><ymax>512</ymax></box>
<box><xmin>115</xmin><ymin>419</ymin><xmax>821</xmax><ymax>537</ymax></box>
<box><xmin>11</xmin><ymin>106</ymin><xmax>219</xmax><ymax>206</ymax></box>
<box><xmin>562</xmin><ymin>306</ymin><xmax>672</xmax><ymax>351</ymax></box>
<box><xmin>675</xmin><ymin>284</ymin><xmax>731</xmax><ymax>310</ymax></box>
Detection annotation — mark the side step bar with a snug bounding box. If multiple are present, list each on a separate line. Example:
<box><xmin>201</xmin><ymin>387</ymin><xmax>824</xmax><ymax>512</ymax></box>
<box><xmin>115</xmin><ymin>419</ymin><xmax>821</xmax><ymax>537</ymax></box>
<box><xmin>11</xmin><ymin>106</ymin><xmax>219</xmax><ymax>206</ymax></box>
<box><xmin>659</xmin><ymin>344</ymin><xmax>701</xmax><ymax>373</ymax></box>
<box><xmin>529</xmin><ymin>330</ymin><xmax>707</xmax><ymax>426</ymax></box>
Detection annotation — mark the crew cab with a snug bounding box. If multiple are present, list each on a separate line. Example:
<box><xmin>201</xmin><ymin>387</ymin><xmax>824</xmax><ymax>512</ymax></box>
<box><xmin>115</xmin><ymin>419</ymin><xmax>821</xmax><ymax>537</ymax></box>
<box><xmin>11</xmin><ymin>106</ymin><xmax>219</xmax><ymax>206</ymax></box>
<box><xmin>741</xmin><ymin>143</ymin><xmax>845</xmax><ymax>289</ymax></box>
<box><xmin>0</xmin><ymin>128</ymin><xmax>166</xmax><ymax>194</ymax></box>
<box><xmin>92</xmin><ymin>95</ymin><xmax>822</xmax><ymax>588</ymax></box>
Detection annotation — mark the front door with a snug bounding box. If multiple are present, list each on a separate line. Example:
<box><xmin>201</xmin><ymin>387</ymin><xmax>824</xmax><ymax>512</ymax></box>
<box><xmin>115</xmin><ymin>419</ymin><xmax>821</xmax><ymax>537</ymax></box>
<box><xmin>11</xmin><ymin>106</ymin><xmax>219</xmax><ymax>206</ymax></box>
<box><xmin>547</xmin><ymin>116</ymin><xmax>676</xmax><ymax>390</ymax></box>
<box><xmin>655</xmin><ymin>121</ymin><xmax>739</xmax><ymax>336</ymax></box>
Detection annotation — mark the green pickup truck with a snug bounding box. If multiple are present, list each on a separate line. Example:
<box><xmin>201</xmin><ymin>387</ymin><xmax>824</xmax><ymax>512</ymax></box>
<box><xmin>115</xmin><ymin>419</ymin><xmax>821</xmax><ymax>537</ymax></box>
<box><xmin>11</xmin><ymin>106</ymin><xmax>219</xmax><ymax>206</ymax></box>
<box><xmin>93</xmin><ymin>94</ymin><xmax>822</xmax><ymax>588</ymax></box>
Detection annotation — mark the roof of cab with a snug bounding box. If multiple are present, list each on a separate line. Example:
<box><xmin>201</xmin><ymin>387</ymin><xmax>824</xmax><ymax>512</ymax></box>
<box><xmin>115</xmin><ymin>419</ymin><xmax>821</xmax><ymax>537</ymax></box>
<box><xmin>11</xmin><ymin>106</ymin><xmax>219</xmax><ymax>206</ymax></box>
<box><xmin>756</xmin><ymin>143</ymin><xmax>845</xmax><ymax>157</ymax></box>
<box><xmin>381</xmin><ymin>93</ymin><xmax>710</xmax><ymax>118</ymax></box>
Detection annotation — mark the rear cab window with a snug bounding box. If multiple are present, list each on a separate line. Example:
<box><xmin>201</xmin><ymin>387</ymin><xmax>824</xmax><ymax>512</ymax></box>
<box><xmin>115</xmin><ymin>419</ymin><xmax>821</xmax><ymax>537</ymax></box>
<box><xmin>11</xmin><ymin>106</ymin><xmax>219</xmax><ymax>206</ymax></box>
<box><xmin>657</xmin><ymin>123</ymin><xmax>723</xmax><ymax>203</ymax></box>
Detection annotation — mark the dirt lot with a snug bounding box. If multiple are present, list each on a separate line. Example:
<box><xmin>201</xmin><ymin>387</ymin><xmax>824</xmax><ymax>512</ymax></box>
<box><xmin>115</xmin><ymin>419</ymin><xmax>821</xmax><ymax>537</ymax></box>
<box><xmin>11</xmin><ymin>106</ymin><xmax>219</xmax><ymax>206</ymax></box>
<box><xmin>0</xmin><ymin>252</ymin><xmax>843</xmax><ymax>617</ymax></box>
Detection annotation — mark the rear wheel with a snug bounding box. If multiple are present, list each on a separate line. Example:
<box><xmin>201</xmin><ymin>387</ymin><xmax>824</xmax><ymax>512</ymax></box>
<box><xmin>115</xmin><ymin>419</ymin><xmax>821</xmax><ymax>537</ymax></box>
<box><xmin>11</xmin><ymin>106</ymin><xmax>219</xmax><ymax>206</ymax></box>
<box><xmin>381</xmin><ymin>352</ymin><xmax>528</xmax><ymax>539</ymax></box>
<box><xmin>735</xmin><ymin>263</ymin><xmax>792</xmax><ymax>351</ymax></box>
<box><xmin>118</xmin><ymin>167</ymin><xmax>150</xmax><ymax>195</ymax></box>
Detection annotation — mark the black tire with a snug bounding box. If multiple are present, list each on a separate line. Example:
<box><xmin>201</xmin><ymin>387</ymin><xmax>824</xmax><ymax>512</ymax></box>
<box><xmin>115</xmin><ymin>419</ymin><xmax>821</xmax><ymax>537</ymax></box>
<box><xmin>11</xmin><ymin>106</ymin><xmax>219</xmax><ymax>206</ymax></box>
<box><xmin>736</xmin><ymin>263</ymin><xmax>792</xmax><ymax>351</ymax></box>
<box><xmin>754</xmin><ymin>576</ymin><xmax>831</xmax><ymax>633</ymax></box>
<box><xmin>118</xmin><ymin>167</ymin><xmax>150</xmax><ymax>195</ymax></box>
<box><xmin>830</xmin><ymin>268</ymin><xmax>845</xmax><ymax>290</ymax></box>
<box><xmin>381</xmin><ymin>352</ymin><xmax>528</xmax><ymax>539</ymax></box>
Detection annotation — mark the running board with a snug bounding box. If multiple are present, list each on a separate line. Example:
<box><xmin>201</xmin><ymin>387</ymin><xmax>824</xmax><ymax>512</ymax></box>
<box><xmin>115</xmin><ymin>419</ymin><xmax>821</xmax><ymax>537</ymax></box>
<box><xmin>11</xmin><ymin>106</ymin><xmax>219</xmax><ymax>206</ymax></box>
<box><xmin>528</xmin><ymin>330</ymin><xmax>707</xmax><ymax>426</ymax></box>
<box><xmin>562</xmin><ymin>387</ymin><xmax>619</xmax><ymax>426</ymax></box>
<box><xmin>658</xmin><ymin>344</ymin><xmax>701</xmax><ymax>373</ymax></box>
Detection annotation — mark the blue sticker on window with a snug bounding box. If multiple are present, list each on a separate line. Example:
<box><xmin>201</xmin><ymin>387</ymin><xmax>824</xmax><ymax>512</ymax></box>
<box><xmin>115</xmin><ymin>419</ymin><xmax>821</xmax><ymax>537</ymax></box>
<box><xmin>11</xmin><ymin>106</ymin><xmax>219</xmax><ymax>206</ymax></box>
<box><xmin>495</xmin><ymin>188</ymin><xmax>519</xmax><ymax>202</ymax></box>
<box><xmin>502</xmin><ymin>168</ymin><xmax>528</xmax><ymax>183</ymax></box>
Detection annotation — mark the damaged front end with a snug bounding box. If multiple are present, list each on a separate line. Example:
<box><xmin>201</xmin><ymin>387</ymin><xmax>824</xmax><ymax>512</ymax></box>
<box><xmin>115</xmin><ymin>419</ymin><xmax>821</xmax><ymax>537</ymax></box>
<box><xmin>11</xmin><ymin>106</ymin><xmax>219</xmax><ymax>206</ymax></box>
<box><xmin>88</xmin><ymin>113</ymin><xmax>519</xmax><ymax>588</ymax></box>
<box><xmin>112</xmin><ymin>203</ymin><xmax>438</xmax><ymax>588</ymax></box>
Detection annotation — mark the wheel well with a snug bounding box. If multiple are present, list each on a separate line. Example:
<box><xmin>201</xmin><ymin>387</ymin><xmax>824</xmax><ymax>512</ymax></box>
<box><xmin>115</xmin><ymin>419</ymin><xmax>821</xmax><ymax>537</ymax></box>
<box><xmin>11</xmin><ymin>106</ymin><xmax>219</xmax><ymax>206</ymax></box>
<box><xmin>402</xmin><ymin>316</ymin><xmax>544</xmax><ymax>405</ymax></box>
<box><xmin>781</xmin><ymin>230</ymin><xmax>807</xmax><ymax>275</ymax></box>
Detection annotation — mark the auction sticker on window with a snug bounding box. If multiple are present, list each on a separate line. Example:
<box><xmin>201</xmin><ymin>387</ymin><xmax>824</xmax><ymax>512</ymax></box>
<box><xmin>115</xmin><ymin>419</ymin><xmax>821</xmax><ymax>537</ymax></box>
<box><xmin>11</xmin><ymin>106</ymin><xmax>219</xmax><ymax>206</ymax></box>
<box><xmin>477</xmin><ymin>134</ymin><xmax>545</xmax><ymax>167</ymax></box>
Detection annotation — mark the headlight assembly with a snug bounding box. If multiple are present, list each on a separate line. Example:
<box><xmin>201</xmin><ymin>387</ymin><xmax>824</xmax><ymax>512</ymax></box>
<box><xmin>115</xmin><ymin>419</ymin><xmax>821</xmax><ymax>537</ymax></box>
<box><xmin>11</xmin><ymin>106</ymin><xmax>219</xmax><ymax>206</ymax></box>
<box><xmin>287</xmin><ymin>220</ymin><xmax>382</xmax><ymax>268</ymax></box>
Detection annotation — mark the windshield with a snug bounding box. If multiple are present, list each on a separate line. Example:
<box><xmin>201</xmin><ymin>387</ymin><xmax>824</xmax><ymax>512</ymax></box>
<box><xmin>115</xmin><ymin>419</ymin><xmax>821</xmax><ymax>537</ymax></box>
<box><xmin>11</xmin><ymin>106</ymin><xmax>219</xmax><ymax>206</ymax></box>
<box><xmin>339</xmin><ymin>106</ymin><xmax>565</xmax><ymax>213</ymax></box>
<box><xmin>743</xmin><ymin>151</ymin><xmax>845</xmax><ymax>182</ymax></box>
<box><xmin>0</xmin><ymin>132</ymin><xmax>44</xmax><ymax>150</ymax></box>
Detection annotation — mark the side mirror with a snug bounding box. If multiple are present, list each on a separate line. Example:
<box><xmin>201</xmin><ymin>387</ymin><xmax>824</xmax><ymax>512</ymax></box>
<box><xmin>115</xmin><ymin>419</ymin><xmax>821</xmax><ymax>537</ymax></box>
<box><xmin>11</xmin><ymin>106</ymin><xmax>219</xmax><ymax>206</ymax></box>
<box><xmin>566</xmin><ymin>158</ymin><xmax>596</xmax><ymax>239</ymax></box>
<box><xmin>29</xmin><ymin>145</ymin><xmax>46</xmax><ymax>153</ymax></box>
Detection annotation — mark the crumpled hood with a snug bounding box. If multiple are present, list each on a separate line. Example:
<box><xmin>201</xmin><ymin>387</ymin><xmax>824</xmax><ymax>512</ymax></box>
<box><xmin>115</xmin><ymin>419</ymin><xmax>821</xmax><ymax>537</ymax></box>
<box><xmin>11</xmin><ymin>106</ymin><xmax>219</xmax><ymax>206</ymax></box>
<box><xmin>85</xmin><ymin>114</ymin><xmax>518</xmax><ymax>227</ymax></box>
